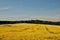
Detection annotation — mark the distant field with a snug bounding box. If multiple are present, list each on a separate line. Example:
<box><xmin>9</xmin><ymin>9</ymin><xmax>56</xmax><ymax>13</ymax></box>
<box><xmin>0</xmin><ymin>23</ymin><xmax>60</xmax><ymax>40</ymax></box>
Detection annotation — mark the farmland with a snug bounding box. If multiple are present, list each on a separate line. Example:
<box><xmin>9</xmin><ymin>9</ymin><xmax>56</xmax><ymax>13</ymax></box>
<box><xmin>0</xmin><ymin>23</ymin><xmax>60</xmax><ymax>40</ymax></box>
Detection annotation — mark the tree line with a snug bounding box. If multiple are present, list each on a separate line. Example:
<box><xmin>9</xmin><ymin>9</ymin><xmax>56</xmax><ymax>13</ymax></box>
<box><xmin>0</xmin><ymin>20</ymin><xmax>60</xmax><ymax>25</ymax></box>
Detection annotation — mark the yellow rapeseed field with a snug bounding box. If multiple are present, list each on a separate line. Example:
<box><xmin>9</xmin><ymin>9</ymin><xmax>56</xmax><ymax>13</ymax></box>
<box><xmin>0</xmin><ymin>23</ymin><xmax>60</xmax><ymax>40</ymax></box>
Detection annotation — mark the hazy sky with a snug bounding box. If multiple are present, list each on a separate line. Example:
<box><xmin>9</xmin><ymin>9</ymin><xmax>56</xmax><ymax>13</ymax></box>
<box><xmin>0</xmin><ymin>0</ymin><xmax>60</xmax><ymax>21</ymax></box>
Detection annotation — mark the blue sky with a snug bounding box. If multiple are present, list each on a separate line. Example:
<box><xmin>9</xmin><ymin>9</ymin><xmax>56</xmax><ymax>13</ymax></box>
<box><xmin>0</xmin><ymin>0</ymin><xmax>60</xmax><ymax>21</ymax></box>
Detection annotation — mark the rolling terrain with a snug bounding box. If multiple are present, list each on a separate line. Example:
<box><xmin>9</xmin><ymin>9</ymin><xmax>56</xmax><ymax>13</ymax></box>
<box><xmin>0</xmin><ymin>23</ymin><xmax>60</xmax><ymax>40</ymax></box>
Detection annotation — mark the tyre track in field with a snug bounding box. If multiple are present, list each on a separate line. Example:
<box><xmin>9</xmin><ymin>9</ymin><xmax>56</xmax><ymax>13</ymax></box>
<box><xmin>45</xmin><ymin>26</ymin><xmax>60</xmax><ymax>34</ymax></box>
